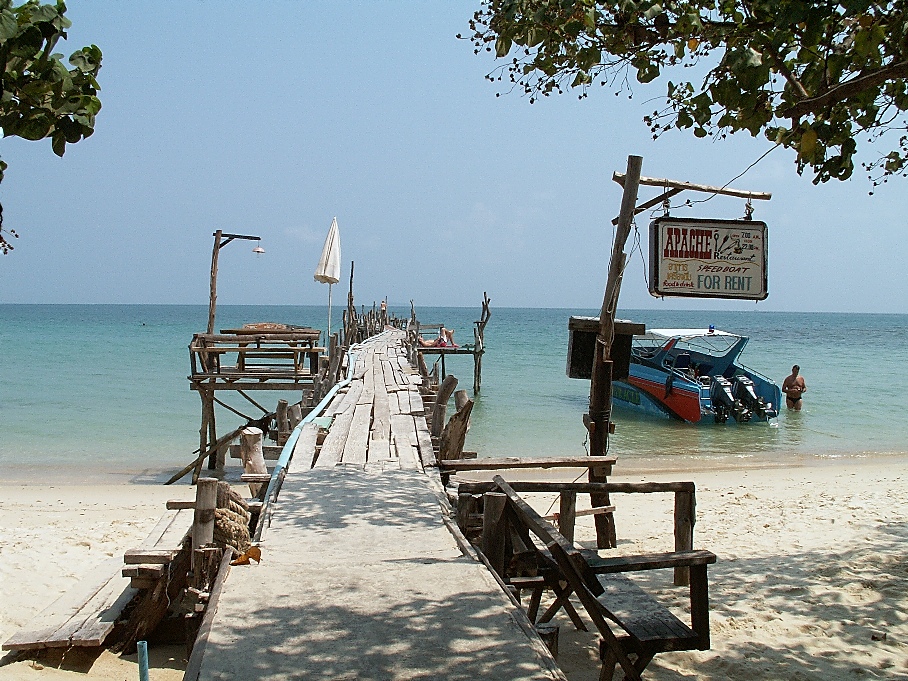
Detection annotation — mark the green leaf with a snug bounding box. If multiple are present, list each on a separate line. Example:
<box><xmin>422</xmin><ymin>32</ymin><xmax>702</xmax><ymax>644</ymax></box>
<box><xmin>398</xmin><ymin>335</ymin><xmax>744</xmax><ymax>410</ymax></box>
<box><xmin>571</xmin><ymin>70</ymin><xmax>591</xmax><ymax>87</ymax></box>
<box><xmin>12</xmin><ymin>114</ymin><xmax>53</xmax><ymax>140</ymax></box>
<box><xmin>643</xmin><ymin>4</ymin><xmax>663</xmax><ymax>20</ymax></box>
<box><xmin>799</xmin><ymin>127</ymin><xmax>817</xmax><ymax>160</ymax></box>
<box><xmin>0</xmin><ymin>9</ymin><xmax>18</xmax><ymax>40</ymax></box>
<box><xmin>51</xmin><ymin>131</ymin><xmax>66</xmax><ymax>157</ymax></box>
<box><xmin>495</xmin><ymin>36</ymin><xmax>512</xmax><ymax>57</ymax></box>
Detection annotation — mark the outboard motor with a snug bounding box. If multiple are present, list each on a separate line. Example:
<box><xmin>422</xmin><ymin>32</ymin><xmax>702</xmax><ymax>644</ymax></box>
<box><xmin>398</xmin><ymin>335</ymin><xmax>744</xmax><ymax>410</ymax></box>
<box><xmin>710</xmin><ymin>377</ymin><xmax>735</xmax><ymax>423</ymax></box>
<box><xmin>711</xmin><ymin>376</ymin><xmax>752</xmax><ymax>423</ymax></box>
<box><xmin>733</xmin><ymin>375</ymin><xmax>777</xmax><ymax>420</ymax></box>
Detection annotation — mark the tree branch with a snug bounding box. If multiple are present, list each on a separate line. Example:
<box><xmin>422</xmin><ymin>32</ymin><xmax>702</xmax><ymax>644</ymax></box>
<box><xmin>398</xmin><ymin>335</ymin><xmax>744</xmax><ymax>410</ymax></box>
<box><xmin>761</xmin><ymin>41</ymin><xmax>809</xmax><ymax>99</ymax></box>
<box><xmin>784</xmin><ymin>60</ymin><xmax>908</xmax><ymax>119</ymax></box>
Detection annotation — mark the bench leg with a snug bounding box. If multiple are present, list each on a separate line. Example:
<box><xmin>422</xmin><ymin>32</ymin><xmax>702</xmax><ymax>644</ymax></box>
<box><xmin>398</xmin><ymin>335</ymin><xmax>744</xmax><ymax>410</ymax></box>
<box><xmin>599</xmin><ymin>639</ymin><xmax>655</xmax><ymax>681</ymax></box>
<box><xmin>599</xmin><ymin>646</ymin><xmax>617</xmax><ymax>681</ymax></box>
<box><xmin>690</xmin><ymin>564</ymin><xmax>711</xmax><ymax>650</ymax></box>
<box><xmin>526</xmin><ymin>587</ymin><xmax>543</xmax><ymax>623</ymax></box>
<box><xmin>538</xmin><ymin>581</ymin><xmax>588</xmax><ymax>632</ymax></box>
<box><xmin>628</xmin><ymin>649</ymin><xmax>656</xmax><ymax>680</ymax></box>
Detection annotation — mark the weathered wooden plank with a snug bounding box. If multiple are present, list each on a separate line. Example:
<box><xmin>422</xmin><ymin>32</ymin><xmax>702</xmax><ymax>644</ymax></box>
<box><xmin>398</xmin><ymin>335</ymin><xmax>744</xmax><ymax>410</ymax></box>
<box><xmin>165</xmin><ymin>499</ymin><xmax>196</xmax><ymax>510</ymax></box>
<box><xmin>391</xmin><ymin>414</ymin><xmax>420</xmax><ymax>470</ymax></box>
<box><xmin>359</xmin><ymin>360</ymin><xmax>375</xmax><ymax>403</ymax></box>
<box><xmin>315</xmin><ymin>409</ymin><xmax>355</xmax><ymax>468</ymax></box>
<box><xmin>328</xmin><ymin>382</ymin><xmax>363</xmax><ymax>416</ymax></box>
<box><xmin>342</xmin><ymin>402</ymin><xmax>372</xmax><ymax>466</ymax></box>
<box><xmin>440</xmin><ymin>456</ymin><xmax>617</xmax><ymax>471</ymax></box>
<box><xmin>123</xmin><ymin>549</ymin><xmax>177</xmax><ymax>565</ymax></box>
<box><xmin>140</xmin><ymin>509</ymin><xmax>181</xmax><ymax>547</ymax></box>
<box><xmin>146</xmin><ymin>508</ymin><xmax>192</xmax><ymax>552</ymax></box>
<box><xmin>371</xmin><ymin>367</ymin><xmax>391</xmax><ymax>441</ymax></box>
<box><xmin>456</xmin><ymin>481</ymin><xmax>693</xmax><ymax>495</ymax></box>
<box><xmin>291</xmin><ymin>421</ymin><xmax>320</xmax><ymax>470</ymax></box>
<box><xmin>121</xmin><ymin>564</ymin><xmax>166</xmax><ymax>579</ymax></box>
<box><xmin>398</xmin><ymin>389</ymin><xmax>412</xmax><ymax>414</ymax></box>
<box><xmin>368</xmin><ymin>435</ymin><xmax>390</xmax><ymax>462</ymax></box>
<box><xmin>413</xmin><ymin>415</ymin><xmax>436</xmax><ymax>469</ymax></box>
<box><xmin>388</xmin><ymin>385</ymin><xmax>402</xmax><ymax>415</ymax></box>
<box><xmin>381</xmin><ymin>359</ymin><xmax>396</xmax><ymax>389</ymax></box>
<box><xmin>596</xmin><ymin>573</ymin><xmax>698</xmax><ymax>644</ymax></box>
<box><xmin>2</xmin><ymin>557</ymin><xmax>128</xmax><ymax>651</ymax></box>
<box><xmin>240</xmin><ymin>473</ymin><xmax>271</xmax><ymax>483</ymax></box>
<box><xmin>56</xmin><ymin>572</ymin><xmax>136</xmax><ymax>649</ymax></box>
<box><xmin>585</xmin><ymin>550</ymin><xmax>717</xmax><ymax>574</ymax></box>
<box><xmin>406</xmin><ymin>389</ymin><xmax>423</xmax><ymax>415</ymax></box>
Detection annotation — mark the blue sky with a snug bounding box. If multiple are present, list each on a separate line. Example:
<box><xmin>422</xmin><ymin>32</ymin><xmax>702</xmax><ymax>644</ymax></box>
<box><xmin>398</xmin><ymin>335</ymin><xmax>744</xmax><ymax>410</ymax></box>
<box><xmin>0</xmin><ymin>2</ymin><xmax>904</xmax><ymax>313</ymax></box>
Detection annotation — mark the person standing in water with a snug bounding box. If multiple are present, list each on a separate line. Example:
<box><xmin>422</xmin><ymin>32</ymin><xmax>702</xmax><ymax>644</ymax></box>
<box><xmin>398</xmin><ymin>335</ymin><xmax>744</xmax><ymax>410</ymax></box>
<box><xmin>782</xmin><ymin>365</ymin><xmax>807</xmax><ymax>410</ymax></box>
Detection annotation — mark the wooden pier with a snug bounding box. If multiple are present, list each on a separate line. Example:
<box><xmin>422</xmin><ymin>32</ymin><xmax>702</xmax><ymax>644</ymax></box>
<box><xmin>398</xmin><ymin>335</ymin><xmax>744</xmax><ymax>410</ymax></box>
<box><xmin>189</xmin><ymin>328</ymin><xmax>566</xmax><ymax>681</ymax></box>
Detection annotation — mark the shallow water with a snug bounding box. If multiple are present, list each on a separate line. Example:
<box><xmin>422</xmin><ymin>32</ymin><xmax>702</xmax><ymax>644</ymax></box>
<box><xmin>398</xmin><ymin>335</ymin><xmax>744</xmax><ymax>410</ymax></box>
<box><xmin>1</xmin><ymin>304</ymin><xmax>905</xmax><ymax>482</ymax></box>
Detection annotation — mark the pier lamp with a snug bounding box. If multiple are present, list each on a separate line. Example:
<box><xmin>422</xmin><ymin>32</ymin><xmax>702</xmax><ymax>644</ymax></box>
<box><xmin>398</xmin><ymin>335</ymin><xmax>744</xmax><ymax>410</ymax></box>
<box><xmin>207</xmin><ymin>230</ymin><xmax>263</xmax><ymax>335</ymax></box>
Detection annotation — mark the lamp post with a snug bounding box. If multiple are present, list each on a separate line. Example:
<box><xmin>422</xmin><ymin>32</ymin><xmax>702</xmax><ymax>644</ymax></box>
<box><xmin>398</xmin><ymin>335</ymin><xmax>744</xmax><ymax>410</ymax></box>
<box><xmin>207</xmin><ymin>230</ymin><xmax>263</xmax><ymax>335</ymax></box>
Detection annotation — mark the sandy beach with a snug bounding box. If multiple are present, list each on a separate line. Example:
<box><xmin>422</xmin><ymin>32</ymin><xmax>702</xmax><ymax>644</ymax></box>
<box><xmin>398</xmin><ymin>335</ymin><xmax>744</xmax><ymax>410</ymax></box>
<box><xmin>1</xmin><ymin>456</ymin><xmax>906</xmax><ymax>680</ymax></box>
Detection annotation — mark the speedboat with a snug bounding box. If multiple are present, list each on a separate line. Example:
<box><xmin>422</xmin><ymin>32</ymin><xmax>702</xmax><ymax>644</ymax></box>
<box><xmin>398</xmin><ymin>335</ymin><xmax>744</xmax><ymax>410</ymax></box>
<box><xmin>613</xmin><ymin>328</ymin><xmax>781</xmax><ymax>424</ymax></box>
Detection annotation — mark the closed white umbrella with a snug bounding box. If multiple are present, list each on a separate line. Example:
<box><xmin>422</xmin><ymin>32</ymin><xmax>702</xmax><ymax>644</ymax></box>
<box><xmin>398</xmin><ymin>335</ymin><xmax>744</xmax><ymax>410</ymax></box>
<box><xmin>314</xmin><ymin>217</ymin><xmax>341</xmax><ymax>340</ymax></box>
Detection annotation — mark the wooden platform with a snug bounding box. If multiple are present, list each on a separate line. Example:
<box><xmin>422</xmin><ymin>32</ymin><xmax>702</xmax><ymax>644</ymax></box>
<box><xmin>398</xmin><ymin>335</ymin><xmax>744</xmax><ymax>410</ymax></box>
<box><xmin>3</xmin><ymin>509</ymin><xmax>192</xmax><ymax>652</ymax></box>
<box><xmin>313</xmin><ymin>331</ymin><xmax>435</xmax><ymax>472</ymax></box>
<box><xmin>191</xmin><ymin>330</ymin><xmax>565</xmax><ymax>681</ymax></box>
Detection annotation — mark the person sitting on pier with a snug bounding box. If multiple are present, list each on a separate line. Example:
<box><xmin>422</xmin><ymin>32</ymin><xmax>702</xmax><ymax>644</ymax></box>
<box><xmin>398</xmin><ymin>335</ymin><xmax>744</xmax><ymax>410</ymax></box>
<box><xmin>419</xmin><ymin>327</ymin><xmax>457</xmax><ymax>348</ymax></box>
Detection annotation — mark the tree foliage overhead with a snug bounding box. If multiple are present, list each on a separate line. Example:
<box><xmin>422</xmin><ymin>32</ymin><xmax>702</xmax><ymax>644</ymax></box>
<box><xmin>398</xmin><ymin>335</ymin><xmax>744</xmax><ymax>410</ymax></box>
<box><xmin>0</xmin><ymin>0</ymin><xmax>101</xmax><ymax>254</ymax></box>
<box><xmin>467</xmin><ymin>0</ymin><xmax>908</xmax><ymax>185</ymax></box>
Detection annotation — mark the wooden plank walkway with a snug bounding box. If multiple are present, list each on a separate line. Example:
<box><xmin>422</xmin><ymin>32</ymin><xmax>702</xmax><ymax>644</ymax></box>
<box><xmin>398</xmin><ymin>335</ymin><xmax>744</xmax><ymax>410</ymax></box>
<box><xmin>194</xmin><ymin>330</ymin><xmax>565</xmax><ymax>681</ymax></box>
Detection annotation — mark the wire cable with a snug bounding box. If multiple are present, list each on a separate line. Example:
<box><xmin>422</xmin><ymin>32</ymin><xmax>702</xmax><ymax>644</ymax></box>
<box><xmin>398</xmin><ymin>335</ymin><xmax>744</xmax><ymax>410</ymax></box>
<box><xmin>685</xmin><ymin>143</ymin><xmax>781</xmax><ymax>207</ymax></box>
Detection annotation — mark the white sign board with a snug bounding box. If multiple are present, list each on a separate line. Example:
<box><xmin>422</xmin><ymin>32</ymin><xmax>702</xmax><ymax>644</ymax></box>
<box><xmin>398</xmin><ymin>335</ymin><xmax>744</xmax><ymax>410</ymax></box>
<box><xmin>649</xmin><ymin>217</ymin><xmax>768</xmax><ymax>300</ymax></box>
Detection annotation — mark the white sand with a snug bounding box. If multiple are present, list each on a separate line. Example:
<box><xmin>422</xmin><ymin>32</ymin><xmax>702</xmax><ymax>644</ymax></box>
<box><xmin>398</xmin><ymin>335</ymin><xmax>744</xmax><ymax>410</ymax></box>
<box><xmin>1</xmin><ymin>458</ymin><xmax>906</xmax><ymax>679</ymax></box>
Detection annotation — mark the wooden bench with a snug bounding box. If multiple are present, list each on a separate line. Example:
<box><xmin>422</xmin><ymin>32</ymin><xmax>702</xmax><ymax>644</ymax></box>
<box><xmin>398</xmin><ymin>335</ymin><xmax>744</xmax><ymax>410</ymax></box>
<box><xmin>488</xmin><ymin>476</ymin><xmax>716</xmax><ymax>681</ymax></box>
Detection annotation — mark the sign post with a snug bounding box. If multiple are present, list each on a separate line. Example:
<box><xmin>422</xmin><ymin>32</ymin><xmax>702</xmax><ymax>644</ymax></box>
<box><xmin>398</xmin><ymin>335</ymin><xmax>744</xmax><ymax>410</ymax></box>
<box><xmin>586</xmin><ymin>155</ymin><xmax>641</xmax><ymax>549</ymax></box>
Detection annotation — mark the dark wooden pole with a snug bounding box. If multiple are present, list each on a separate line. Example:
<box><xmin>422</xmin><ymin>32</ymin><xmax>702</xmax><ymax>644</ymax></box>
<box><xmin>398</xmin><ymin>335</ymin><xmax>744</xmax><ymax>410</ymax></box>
<box><xmin>207</xmin><ymin>230</ymin><xmax>222</xmax><ymax>336</ymax></box>
<box><xmin>588</xmin><ymin>155</ymin><xmax>642</xmax><ymax>549</ymax></box>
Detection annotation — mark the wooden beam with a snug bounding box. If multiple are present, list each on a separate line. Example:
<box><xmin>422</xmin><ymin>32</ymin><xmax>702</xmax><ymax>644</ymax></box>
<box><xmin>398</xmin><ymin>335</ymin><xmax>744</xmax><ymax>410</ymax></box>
<box><xmin>439</xmin><ymin>456</ymin><xmax>616</xmax><ymax>471</ymax></box>
<box><xmin>456</xmin><ymin>480</ymin><xmax>694</xmax><ymax>494</ymax></box>
<box><xmin>613</xmin><ymin>172</ymin><xmax>772</xmax><ymax>200</ymax></box>
<box><xmin>611</xmin><ymin>187</ymin><xmax>683</xmax><ymax>225</ymax></box>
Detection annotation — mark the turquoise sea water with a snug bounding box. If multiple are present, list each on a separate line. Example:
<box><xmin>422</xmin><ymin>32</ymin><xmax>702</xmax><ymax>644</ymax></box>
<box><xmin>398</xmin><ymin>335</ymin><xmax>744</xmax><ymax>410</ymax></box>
<box><xmin>2</xmin><ymin>305</ymin><xmax>907</xmax><ymax>482</ymax></box>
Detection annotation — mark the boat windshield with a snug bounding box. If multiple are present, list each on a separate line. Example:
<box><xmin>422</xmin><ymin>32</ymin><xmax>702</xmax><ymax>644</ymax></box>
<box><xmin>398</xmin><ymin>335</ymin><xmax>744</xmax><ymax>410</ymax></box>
<box><xmin>633</xmin><ymin>329</ymin><xmax>746</xmax><ymax>359</ymax></box>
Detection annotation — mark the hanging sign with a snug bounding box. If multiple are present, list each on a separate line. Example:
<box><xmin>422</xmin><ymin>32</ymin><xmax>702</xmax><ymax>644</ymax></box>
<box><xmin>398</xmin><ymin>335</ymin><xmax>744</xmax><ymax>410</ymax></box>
<box><xmin>649</xmin><ymin>217</ymin><xmax>768</xmax><ymax>300</ymax></box>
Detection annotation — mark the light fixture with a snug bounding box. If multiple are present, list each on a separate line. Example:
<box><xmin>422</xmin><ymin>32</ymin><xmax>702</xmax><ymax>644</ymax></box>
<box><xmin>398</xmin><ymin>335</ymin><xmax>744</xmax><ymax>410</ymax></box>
<box><xmin>207</xmin><ymin>230</ymin><xmax>264</xmax><ymax>334</ymax></box>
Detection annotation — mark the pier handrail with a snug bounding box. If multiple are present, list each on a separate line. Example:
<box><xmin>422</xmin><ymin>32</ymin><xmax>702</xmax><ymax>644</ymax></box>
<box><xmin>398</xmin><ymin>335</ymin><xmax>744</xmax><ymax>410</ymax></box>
<box><xmin>253</xmin><ymin>347</ymin><xmax>360</xmax><ymax>542</ymax></box>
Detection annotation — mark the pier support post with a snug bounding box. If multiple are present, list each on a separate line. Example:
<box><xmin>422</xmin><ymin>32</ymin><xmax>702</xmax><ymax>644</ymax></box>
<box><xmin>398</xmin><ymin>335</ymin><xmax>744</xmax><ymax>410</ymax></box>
<box><xmin>558</xmin><ymin>492</ymin><xmax>577</xmax><ymax>544</ymax></box>
<box><xmin>481</xmin><ymin>492</ymin><xmax>508</xmax><ymax>577</ymax></box>
<box><xmin>674</xmin><ymin>490</ymin><xmax>695</xmax><ymax>586</ymax></box>
<box><xmin>276</xmin><ymin>399</ymin><xmax>290</xmax><ymax>445</ymax></box>
<box><xmin>241</xmin><ymin>427</ymin><xmax>268</xmax><ymax>497</ymax></box>
<box><xmin>192</xmin><ymin>478</ymin><xmax>218</xmax><ymax>568</ymax></box>
<box><xmin>288</xmin><ymin>403</ymin><xmax>303</xmax><ymax>430</ymax></box>
<box><xmin>431</xmin><ymin>375</ymin><xmax>458</xmax><ymax>439</ymax></box>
